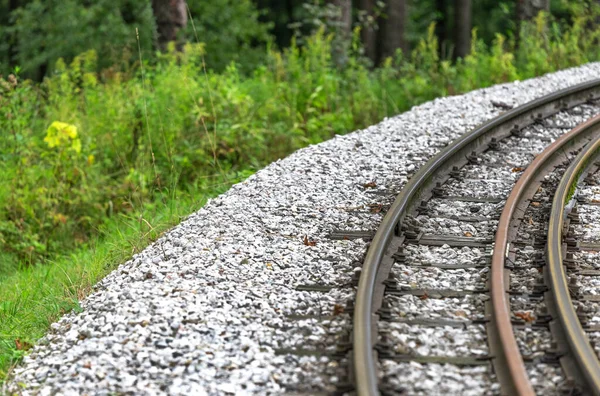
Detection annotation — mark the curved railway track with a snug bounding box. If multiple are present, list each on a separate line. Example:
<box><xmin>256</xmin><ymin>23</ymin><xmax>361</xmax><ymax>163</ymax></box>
<box><xmin>548</xmin><ymin>125</ymin><xmax>600</xmax><ymax>394</ymax></box>
<box><xmin>353</xmin><ymin>79</ymin><xmax>600</xmax><ymax>395</ymax></box>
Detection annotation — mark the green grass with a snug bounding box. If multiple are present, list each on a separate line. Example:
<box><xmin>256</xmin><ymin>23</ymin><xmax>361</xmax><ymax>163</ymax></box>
<box><xmin>1</xmin><ymin>10</ymin><xmax>600</xmax><ymax>382</ymax></box>
<box><xmin>0</xmin><ymin>184</ymin><xmax>226</xmax><ymax>379</ymax></box>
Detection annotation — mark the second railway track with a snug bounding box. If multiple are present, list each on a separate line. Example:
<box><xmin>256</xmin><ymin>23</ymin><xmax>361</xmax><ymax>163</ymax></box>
<box><xmin>353</xmin><ymin>79</ymin><xmax>600</xmax><ymax>395</ymax></box>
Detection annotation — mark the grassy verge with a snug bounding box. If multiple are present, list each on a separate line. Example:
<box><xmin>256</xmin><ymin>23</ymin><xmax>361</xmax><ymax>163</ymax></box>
<box><xmin>1</xmin><ymin>10</ymin><xmax>600</xmax><ymax>381</ymax></box>
<box><xmin>0</xmin><ymin>183</ymin><xmax>233</xmax><ymax>379</ymax></box>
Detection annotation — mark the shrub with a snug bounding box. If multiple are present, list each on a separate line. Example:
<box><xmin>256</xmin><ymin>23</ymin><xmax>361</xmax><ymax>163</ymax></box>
<box><xmin>0</xmin><ymin>12</ymin><xmax>599</xmax><ymax>271</ymax></box>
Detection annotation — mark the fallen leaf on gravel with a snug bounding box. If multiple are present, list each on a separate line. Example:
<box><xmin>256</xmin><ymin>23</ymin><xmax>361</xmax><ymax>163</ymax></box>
<box><xmin>511</xmin><ymin>167</ymin><xmax>524</xmax><ymax>172</ymax></box>
<box><xmin>531</xmin><ymin>202</ymin><xmax>540</xmax><ymax>207</ymax></box>
<box><xmin>362</xmin><ymin>181</ymin><xmax>377</xmax><ymax>188</ymax></box>
<box><xmin>464</xmin><ymin>231</ymin><xmax>473</xmax><ymax>237</ymax></box>
<box><xmin>455</xmin><ymin>310</ymin><xmax>468</xmax><ymax>318</ymax></box>
<box><xmin>303</xmin><ymin>235</ymin><xmax>317</xmax><ymax>246</ymax></box>
<box><xmin>333</xmin><ymin>304</ymin><xmax>344</xmax><ymax>316</ymax></box>
<box><xmin>369</xmin><ymin>204</ymin><xmax>383</xmax><ymax>213</ymax></box>
<box><xmin>419</xmin><ymin>293</ymin><xmax>429</xmax><ymax>300</ymax></box>
<box><xmin>515</xmin><ymin>311</ymin><xmax>535</xmax><ymax>322</ymax></box>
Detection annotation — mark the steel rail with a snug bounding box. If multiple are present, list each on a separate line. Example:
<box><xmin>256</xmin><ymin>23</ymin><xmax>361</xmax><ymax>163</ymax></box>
<box><xmin>353</xmin><ymin>79</ymin><xmax>600</xmax><ymax>396</ymax></box>
<box><xmin>548</xmin><ymin>115</ymin><xmax>600</xmax><ymax>395</ymax></box>
<box><xmin>492</xmin><ymin>114</ymin><xmax>600</xmax><ymax>396</ymax></box>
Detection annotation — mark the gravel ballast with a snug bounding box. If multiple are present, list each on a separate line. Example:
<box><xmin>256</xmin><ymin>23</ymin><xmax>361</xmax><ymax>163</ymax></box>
<box><xmin>6</xmin><ymin>64</ymin><xmax>600</xmax><ymax>395</ymax></box>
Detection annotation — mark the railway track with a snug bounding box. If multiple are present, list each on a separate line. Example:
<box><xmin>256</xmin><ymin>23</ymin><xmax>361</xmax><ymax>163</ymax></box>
<box><xmin>353</xmin><ymin>79</ymin><xmax>600</xmax><ymax>395</ymax></box>
<box><xmin>548</xmin><ymin>125</ymin><xmax>600</xmax><ymax>394</ymax></box>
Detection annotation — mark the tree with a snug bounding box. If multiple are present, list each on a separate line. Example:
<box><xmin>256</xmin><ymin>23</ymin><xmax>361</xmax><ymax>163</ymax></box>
<box><xmin>9</xmin><ymin>0</ymin><xmax>155</xmax><ymax>79</ymax></box>
<box><xmin>330</xmin><ymin>0</ymin><xmax>352</xmax><ymax>41</ymax></box>
<box><xmin>183</xmin><ymin>0</ymin><xmax>272</xmax><ymax>72</ymax></box>
<box><xmin>516</xmin><ymin>0</ymin><xmax>550</xmax><ymax>21</ymax></box>
<box><xmin>516</xmin><ymin>0</ymin><xmax>550</xmax><ymax>46</ymax></box>
<box><xmin>151</xmin><ymin>0</ymin><xmax>188</xmax><ymax>51</ymax></box>
<box><xmin>360</xmin><ymin>0</ymin><xmax>377</xmax><ymax>63</ymax></box>
<box><xmin>327</xmin><ymin>0</ymin><xmax>352</xmax><ymax>66</ymax></box>
<box><xmin>435</xmin><ymin>0</ymin><xmax>448</xmax><ymax>57</ymax></box>
<box><xmin>454</xmin><ymin>0</ymin><xmax>471</xmax><ymax>59</ymax></box>
<box><xmin>7</xmin><ymin>0</ymin><xmax>20</xmax><ymax>67</ymax></box>
<box><xmin>382</xmin><ymin>0</ymin><xmax>408</xmax><ymax>59</ymax></box>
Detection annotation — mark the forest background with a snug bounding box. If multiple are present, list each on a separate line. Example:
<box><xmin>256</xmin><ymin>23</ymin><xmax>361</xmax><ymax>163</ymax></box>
<box><xmin>0</xmin><ymin>0</ymin><xmax>599</xmax><ymax>380</ymax></box>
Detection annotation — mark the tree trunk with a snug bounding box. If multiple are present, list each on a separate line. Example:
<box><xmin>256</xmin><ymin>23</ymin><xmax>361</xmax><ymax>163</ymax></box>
<box><xmin>436</xmin><ymin>0</ymin><xmax>447</xmax><ymax>57</ymax></box>
<box><xmin>328</xmin><ymin>0</ymin><xmax>352</xmax><ymax>66</ymax></box>
<box><xmin>516</xmin><ymin>0</ymin><xmax>550</xmax><ymax>21</ymax></box>
<box><xmin>7</xmin><ymin>0</ymin><xmax>19</xmax><ymax>68</ymax></box>
<box><xmin>151</xmin><ymin>0</ymin><xmax>188</xmax><ymax>51</ymax></box>
<box><xmin>516</xmin><ymin>0</ymin><xmax>550</xmax><ymax>47</ymax></box>
<box><xmin>360</xmin><ymin>0</ymin><xmax>377</xmax><ymax>63</ymax></box>
<box><xmin>453</xmin><ymin>0</ymin><xmax>471</xmax><ymax>59</ymax></box>
<box><xmin>382</xmin><ymin>0</ymin><xmax>408</xmax><ymax>59</ymax></box>
<box><xmin>331</xmin><ymin>0</ymin><xmax>352</xmax><ymax>40</ymax></box>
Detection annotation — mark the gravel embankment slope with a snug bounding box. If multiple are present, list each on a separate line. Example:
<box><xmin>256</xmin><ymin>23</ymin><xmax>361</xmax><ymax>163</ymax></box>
<box><xmin>6</xmin><ymin>63</ymin><xmax>600</xmax><ymax>395</ymax></box>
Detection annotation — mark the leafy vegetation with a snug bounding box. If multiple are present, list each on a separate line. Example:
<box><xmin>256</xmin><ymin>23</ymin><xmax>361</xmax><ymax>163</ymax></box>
<box><xmin>0</xmin><ymin>2</ymin><xmax>599</xmax><ymax>382</ymax></box>
<box><xmin>5</xmin><ymin>0</ymin><xmax>155</xmax><ymax>78</ymax></box>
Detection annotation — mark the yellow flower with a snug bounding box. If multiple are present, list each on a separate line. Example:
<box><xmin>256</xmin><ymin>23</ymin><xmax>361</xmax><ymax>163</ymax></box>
<box><xmin>44</xmin><ymin>121</ymin><xmax>80</xmax><ymax>153</ymax></box>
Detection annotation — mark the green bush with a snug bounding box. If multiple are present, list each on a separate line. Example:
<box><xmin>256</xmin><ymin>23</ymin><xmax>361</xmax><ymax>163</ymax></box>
<box><xmin>6</xmin><ymin>0</ymin><xmax>155</xmax><ymax>78</ymax></box>
<box><xmin>184</xmin><ymin>0</ymin><xmax>273</xmax><ymax>72</ymax></box>
<box><xmin>0</xmin><ymin>11</ymin><xmax>599</xmax><ymax>271</ymax></box>
<box><xmin>1</xmin><ymin>0</ymin><xmax>275</xmax><ymax>79</ymax></box>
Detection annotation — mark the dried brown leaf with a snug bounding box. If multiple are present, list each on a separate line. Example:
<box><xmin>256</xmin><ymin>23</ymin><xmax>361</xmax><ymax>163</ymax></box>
<box><xmin>303</xmin><ymin>235</ymin><xmax>317</xmax><ymax>246</ymax></box>
<box><xmin>515</xmin><ymin>311</ymin><xmax>535</xmax><ymax>322</ymax></box>
<box><xmin>15</xmin><ymin>338</ymin><xmax>32</xmax><ymax>351</ymax></box>
<box><xmin>369</xmin><ymin>204</ymin><xmax>383</xmax><ymax>213</ymax></box>
<box><xmin>332</xmin><ymin>304</ymin><xmax>344</xmax><ymax>316</ymax></box>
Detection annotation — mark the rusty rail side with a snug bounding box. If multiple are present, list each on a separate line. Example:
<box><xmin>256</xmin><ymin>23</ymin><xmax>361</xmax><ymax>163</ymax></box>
<box><xmin>491</xmin><ymin>115</ymin><xmax>600</xmax><ymax>396</ymax></box>
<box><xmin>547</xmin><ymin>116</ymin><xmax>600</xmax><ymax>395</ymax></box>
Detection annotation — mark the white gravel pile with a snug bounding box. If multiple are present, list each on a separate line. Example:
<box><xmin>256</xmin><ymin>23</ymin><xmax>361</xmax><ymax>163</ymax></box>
<box><xmin>6</xmin><ymin>63</ymin><xmax>600</xmax><ymax>395</ymax></box>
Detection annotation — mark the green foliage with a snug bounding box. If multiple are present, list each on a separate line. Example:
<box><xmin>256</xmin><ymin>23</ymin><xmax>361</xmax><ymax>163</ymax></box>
<box><xmin>6</xmin><ymin>0</ymin><xmax>155</xmax><ymax>78</ymax></box>
<box><xmin>180</xmin><ymin>0</ymin><xmax>273</xmax><ymax>73</ymax></box>
<box><xmin>1</xmin><ymin>13</ymin><xmax>600</xmax><ymax>268</ymax></box>
<box><xmin>0</xmin><ymin>0</ymin><xmax>274</xmax><ymax>78</ymax></box>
